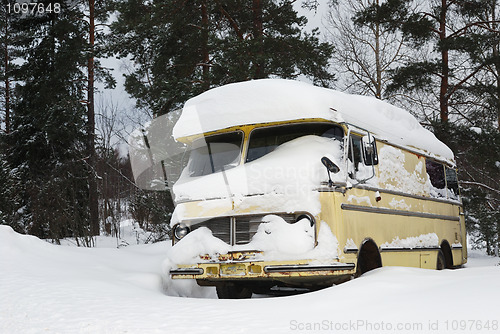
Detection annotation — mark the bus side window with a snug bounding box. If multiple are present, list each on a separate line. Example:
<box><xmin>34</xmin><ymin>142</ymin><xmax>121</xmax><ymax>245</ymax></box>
<box><xmin>362</xmin><ymin>137</ymin><xmax>378</xmax><ymax>166</ymax></box>
<box><xmin>426</xmin><ymin>160</ymin><xmax>446</xmax><ymax>198</ymax></box>
<box><xmin>445</xmin><ymin>167</ymin><xmax>459</xmax><ymax>199</ymax></box>
<box><xmin>349</xmin><ymin>135</ymin><xmax>363</xmax><ymax>172</ymax></box>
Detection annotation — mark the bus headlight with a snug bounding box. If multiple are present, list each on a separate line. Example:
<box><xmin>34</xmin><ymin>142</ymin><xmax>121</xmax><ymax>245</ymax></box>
<box><xmin>296</xmin><ymin>214</ymin><xmax>314</xmax><ymax>227</ymax></box>
<box><xmin>174</xmin><ymin>224</ymin><xmax>190</xmax><ymax>240</ymax></box>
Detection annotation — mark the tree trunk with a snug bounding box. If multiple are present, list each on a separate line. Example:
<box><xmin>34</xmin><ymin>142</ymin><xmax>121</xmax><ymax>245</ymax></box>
<box><xmin>439</xmin><ymin>0</ymin><xmax>449</xmax><ymax>123</ymax></box>
<box><xmin>495</xmin><ymin>51</ymin><xmax>500</xmax><ymax>130</ymax></box>
<box><xmin>88</xmin><ymin>0</ymin><xmax>99</xmax><ymax>236</ymax></box>
<box><xmin>374</xmin><ymin>0</ymin><xmax>382</xmax><ymax>99</ymax></box>
<box><xmin>201</xmin><ymin>0</ymin><xmax>210</xmax><ymax>91</ymax></box>
<box><xmin>252</xmin><ymin>0</ymin><xmax>264</xmax><ymax>78</ymax></box>
<box><xmin>3</xmin><ymin>11</ymin><xmax>10</xmax><ymax>133</ymax></box>
<box><xmin>493</xmin><ymin>2</ymin><xmax>500</xmax><ymax>129</ymax></box>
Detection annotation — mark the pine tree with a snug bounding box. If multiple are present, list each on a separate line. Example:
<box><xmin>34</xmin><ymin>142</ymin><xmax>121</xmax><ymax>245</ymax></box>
<box><xmin>108</xmin><ymin>0</ymin><xmax>334</xmax><ymax>116</ymax></box>
<box><xmin>1</xmin><ymin>0</ymin><xmax>23</xmax><ymax>134</ymax></box>
<box><xmin>444</xmin><ymin>124</ymin><xmax>500</xmax><ymax>255</ymax></box>
<box><xmin>0</xmin><ymin>1</ymin><xmax>23</xmax><ymax>230</ymax></box>
<box><xmin>355</xmin><ymin>0</ymin><xmax>497</xmax><ymax>125</ymax></box>
<box><xmin>209</xmin><ymin>0</ymin><xmax>334</xmax><ymax>86</ymax></box>
<box><xmin>3</xmin><ymin>0</ymin><xmax>91</xmax><ymax>240</ymax></box>
<box><xmin>0</xmin><ymin>150</ymin><xmax>22</xmax><ymax>230</ymax></box>
<box><xmin>87</xmin><ymin>0</ymin><xmax>99</xmax><ymax>236</ymax></box>
<box><xmin>452</xmin><ymin>0</ymin><xmax>500</xmax><ymax>129</ymax></box>
<box><xmin>354</xmin><ymin>0</ymin><xmax>500</xmax><ymax>255</ymax></box>
<box><xmin>83</xmin><ymin>0</ymin><xmax>116</xmax><ymax>237</ymax></box>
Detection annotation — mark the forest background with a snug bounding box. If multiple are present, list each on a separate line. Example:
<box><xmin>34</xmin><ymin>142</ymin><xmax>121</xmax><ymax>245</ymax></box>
<box><xmin>0</xmin><ymin>0</ymin><xmax>498</xmax><ymax>254</ymax></box>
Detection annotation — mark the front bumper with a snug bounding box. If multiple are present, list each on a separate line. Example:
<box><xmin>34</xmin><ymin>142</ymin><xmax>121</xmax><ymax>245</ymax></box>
<box><xmin>170</xmin><ymin>251</ymin><xmax>355</xmax><ymax>284</ymax></box>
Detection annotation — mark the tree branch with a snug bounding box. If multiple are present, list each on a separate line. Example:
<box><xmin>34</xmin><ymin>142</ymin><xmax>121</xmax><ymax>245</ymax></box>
<box><xmin>460</xmin><ymin>181</ymin><xmax>500</xmax><ymax>195</ymax></box>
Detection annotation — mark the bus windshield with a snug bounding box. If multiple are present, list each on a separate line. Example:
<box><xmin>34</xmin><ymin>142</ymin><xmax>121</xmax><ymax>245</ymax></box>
<box><xmin>186</xmin><ymin>132</ymin><xmax>243</xmax><ymax>177</ymax></box>
<box><xmin>246</xmin><ymin>123</ymin><xmax>344</xmax><ymax>162</ymax></box>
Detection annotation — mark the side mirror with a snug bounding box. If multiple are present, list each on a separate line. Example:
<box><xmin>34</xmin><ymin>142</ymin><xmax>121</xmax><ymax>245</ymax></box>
<box><xmin>362</xmin><ymin>135</ymin><xmax>374</xmax><ymax>154</ymax></box>
<box><xmin>321</xmin><ymin>157</ymin><xmax>340</xmax><ymax>174</ymax></box>
<box><xmin>321</xmin><ymin>157</ymin><xmax>340</xmax><ymax>188</ymax></box>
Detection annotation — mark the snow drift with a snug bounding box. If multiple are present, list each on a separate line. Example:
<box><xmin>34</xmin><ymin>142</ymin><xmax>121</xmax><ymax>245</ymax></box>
<box><xmin>2</xmin><ymin>226</ymin><xmax>500</xmax><ymax>334</ymax></box>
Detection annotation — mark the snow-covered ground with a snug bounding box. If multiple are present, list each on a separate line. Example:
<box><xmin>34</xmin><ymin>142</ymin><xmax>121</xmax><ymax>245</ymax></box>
<box><xmin>1</xmin><ymin>225</ymin><xmax>499</xmax><ymax>334</ymax></box>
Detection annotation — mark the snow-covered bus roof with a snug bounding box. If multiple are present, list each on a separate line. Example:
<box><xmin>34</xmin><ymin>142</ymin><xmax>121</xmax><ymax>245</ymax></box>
<box><xmin>172</xmin><ymin>79</ymin><xmax>454</xmax><ymax>163</ymax></box>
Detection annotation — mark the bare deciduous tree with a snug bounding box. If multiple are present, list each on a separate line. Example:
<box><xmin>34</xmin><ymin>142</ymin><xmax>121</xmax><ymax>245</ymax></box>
<box><xmin>325</xmin><ymin>0</ymin><xmax>408</xmax><ymax>99</ymax></box>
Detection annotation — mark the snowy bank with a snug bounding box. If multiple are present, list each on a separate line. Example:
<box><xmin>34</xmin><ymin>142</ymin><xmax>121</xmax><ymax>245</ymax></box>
<box><xmin>2</xmin><ymin>226</ymin><xmax>500</xmax><ymax>334</ymax></box>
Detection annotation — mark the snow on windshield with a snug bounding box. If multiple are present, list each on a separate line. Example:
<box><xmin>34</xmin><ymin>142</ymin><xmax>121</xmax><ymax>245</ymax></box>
<box><xmin>246</xmin><ymin>123</ymin><xmax>343</xmax><ymax>162</ymax></box>
<box><xmin>173</xmin><ymin>135</ymin><xmax>344</xmax><ymax>202</ymax></box>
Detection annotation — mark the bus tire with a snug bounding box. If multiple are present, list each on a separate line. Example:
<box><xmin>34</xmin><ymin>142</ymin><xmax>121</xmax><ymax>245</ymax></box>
<box><xmin>355</xmin><ymin>239</ymin><xmax>382</xmax><ymax>277</ymax></box>
<box><xmin>216</xmin><ymin>283</ymin><xmax>252</xmax><ymax>299</ymax></box>
<box><xmin>440</xmin><ymin>241</ymin><xmax>453</xmax><ymax>269</ymax></box>
<box><xmin>436</xmin><ymin>250</ymin><xmax>446</xmax><ymax>270</ymax></box>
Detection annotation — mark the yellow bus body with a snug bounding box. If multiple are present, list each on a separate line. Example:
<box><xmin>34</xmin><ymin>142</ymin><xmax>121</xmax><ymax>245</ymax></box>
<box><xmin>170</xmin><ymin>119</ymin><xmax>467</xmax><ymax>289</ymax></box>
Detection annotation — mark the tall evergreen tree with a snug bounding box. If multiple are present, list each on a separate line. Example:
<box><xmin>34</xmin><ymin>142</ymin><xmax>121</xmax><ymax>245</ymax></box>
<box><xmin>108</xmin><ymin>0</ymin><xmax>334</xmax><ymax>116</ymax></box>
<box><xmin>0</xmin><ymin>151</ymin><xmax>22</xmax><ymax>230</ymax></box>
<box><xmin>0</xmin><ymin>0</ymin><xmax>23</xmax><ymax>134</ymax></box>
<box><xmin>355</xmin><ymin>0</ymin><xmax>497</xmax><ymax>125</ymax></box>
<box><xmin>3</xmin><ymin>0</ymin><xmax>91</xmax><ymax>240</ymax></box>
<box><xmin>85</xmin><ymin>0</ymin><xmax>115</xmax><ymax>236</ymax></box>
<box><xmin>210</xmin><ymin>0</ymin><xmax>334</xmax><ymax>86</ymax></box>
<box><xmin>352</xmin><ymin>0</ymin><xmax>500</xmax><ymax>255</ymax></box>
<box><xmin>87</xmin><ymin>0</ymin><xmax>99</xmax><ymax>236</ymax></box>
<box><xmin>444</xmin><ymin>125</ymin><xmax>500</xmax><ymax>255</ymax></box>
<box><xmin>452</xmin><ymin>0</ymin><xmax>500</xmax><ymax>129</ymax></box>
<box><xmin>1</xmin><ymin>1</ymin><xmax>24</xmax><ymax>231</ymax></box>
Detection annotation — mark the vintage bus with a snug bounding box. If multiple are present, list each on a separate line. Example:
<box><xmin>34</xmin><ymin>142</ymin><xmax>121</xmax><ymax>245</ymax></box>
<box><xmin>134</xmin><ymin>79</ymin><xmax>467</xmax><ymax>299</ymax></box>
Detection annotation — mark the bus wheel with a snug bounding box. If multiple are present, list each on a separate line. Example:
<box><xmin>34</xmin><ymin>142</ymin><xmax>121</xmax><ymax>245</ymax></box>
<box><xmin>436</xmin><ymin>250</ymin><xmax>446</xmax><ymax>270</ymax></box>
<box><xmin>355</xmin><ymin>239</ymin><xmax>382</xmax><ymax>277</ymax></box>
<box><xmin>216</xmin><ymin>283</ymin><xmax>252</xmax><ymax>299</ymax></box>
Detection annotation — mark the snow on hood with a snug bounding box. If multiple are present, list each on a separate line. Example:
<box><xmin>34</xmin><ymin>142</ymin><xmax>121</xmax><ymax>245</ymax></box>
<box><xmin>173</xmin><ymin>79</ymin><xmax>454</xmax><ymax>162</ymax></box>
<box><xmin>173</xmin><ymin>135</ymin><xmax>343</xmax><ymax>202</ymax></box>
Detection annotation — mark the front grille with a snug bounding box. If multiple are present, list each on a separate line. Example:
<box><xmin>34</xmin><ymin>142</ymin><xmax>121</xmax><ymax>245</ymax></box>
<box><xmin>191</xmin><ymin>216</ymin><xmax>231</xmax><ymax>244</ymax></box>
<box><xmin>189</xmin><ymin>214</ymin><xmax>298</xmax><ymax>245</ymax></box>
<box><xmin>234</xmin><ymin>216</ymin><xmax>262</xmax><ymax>245</ymax></box>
